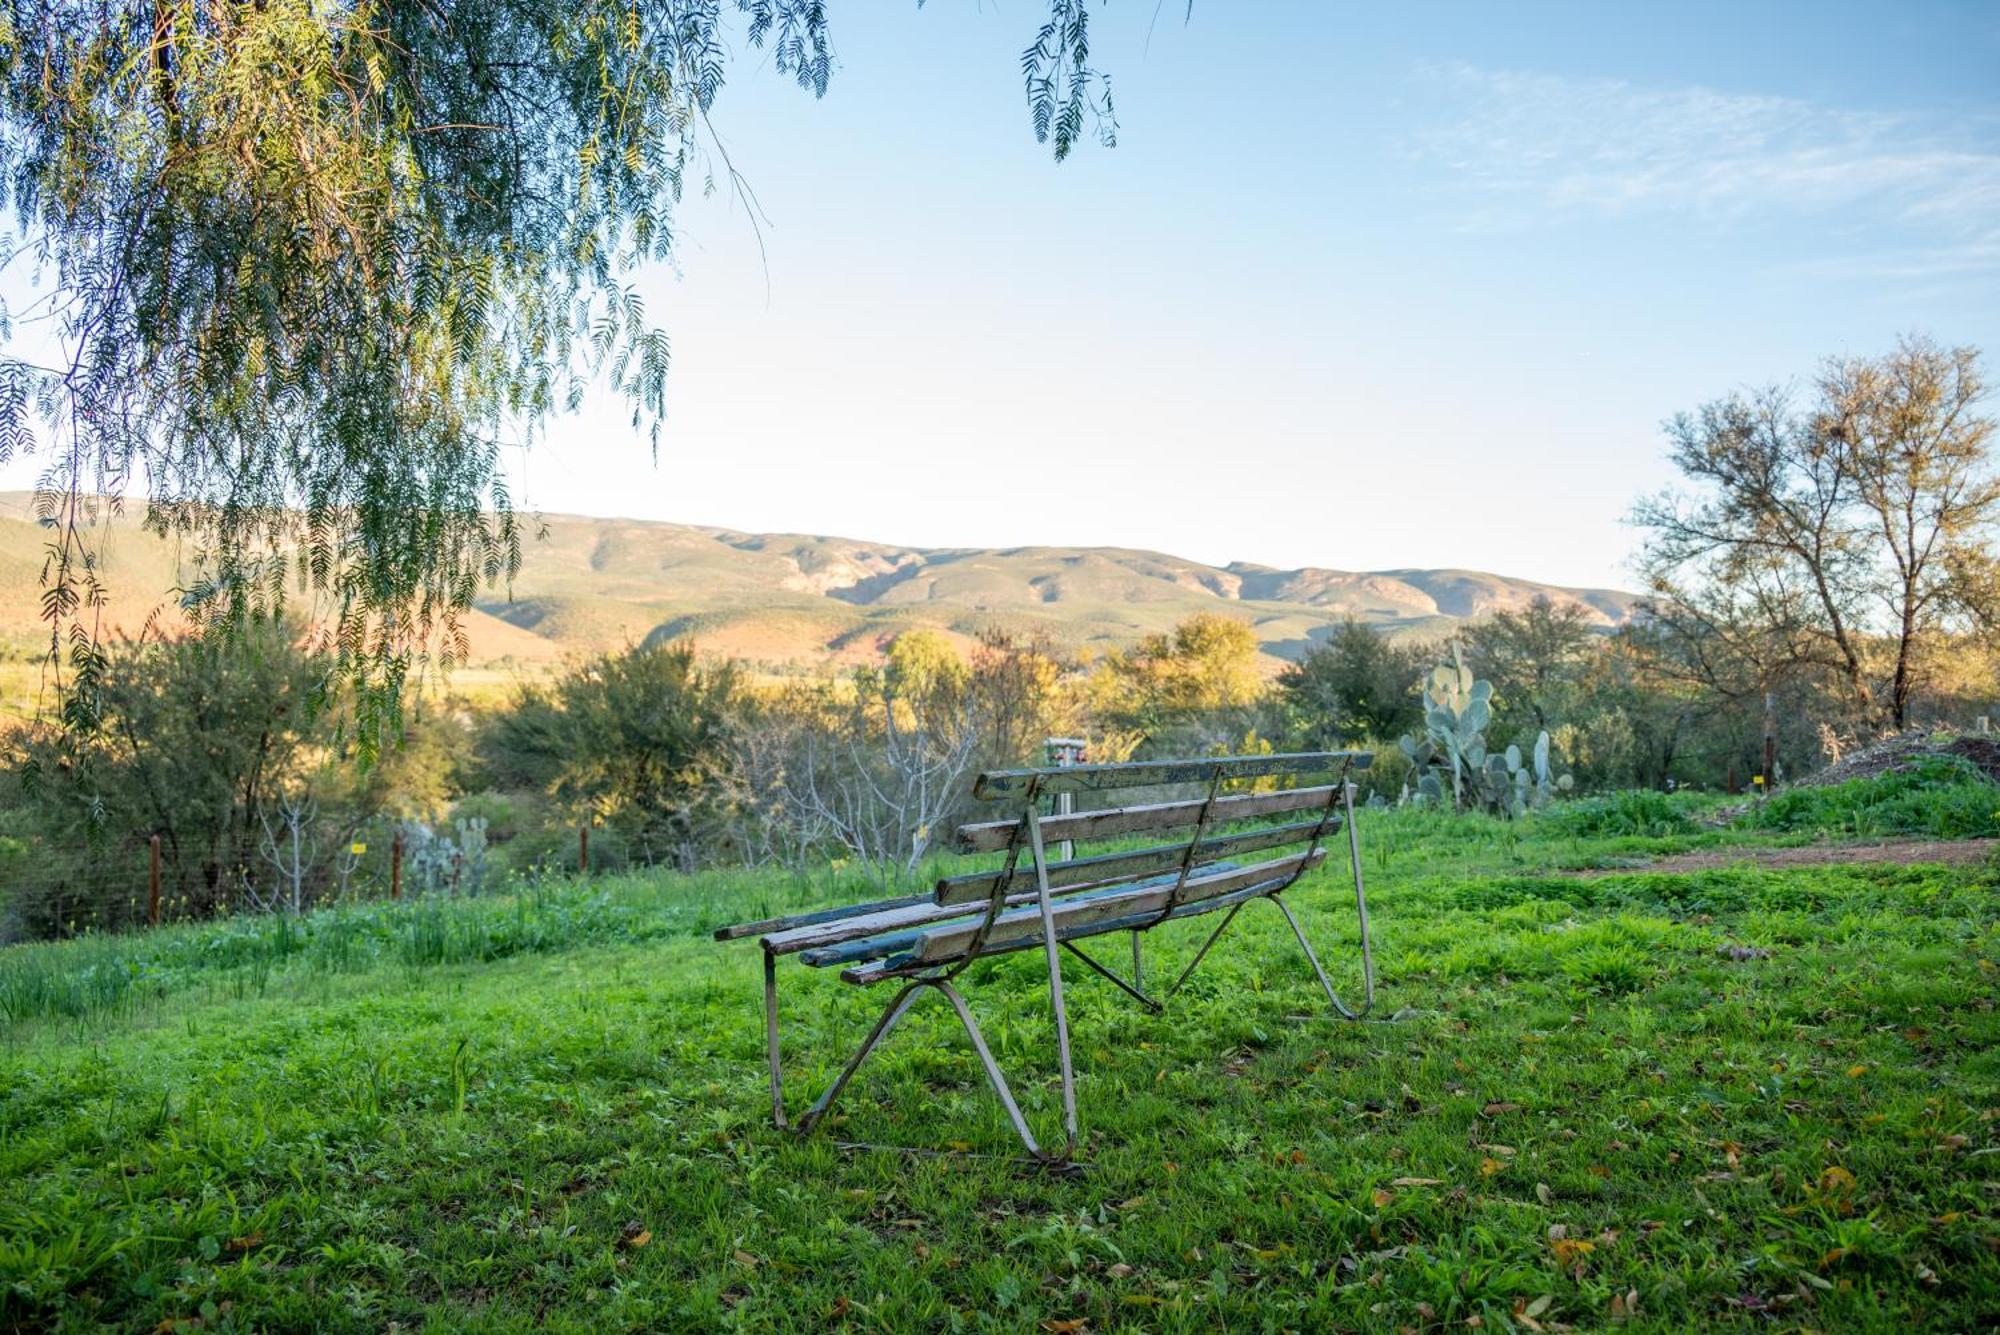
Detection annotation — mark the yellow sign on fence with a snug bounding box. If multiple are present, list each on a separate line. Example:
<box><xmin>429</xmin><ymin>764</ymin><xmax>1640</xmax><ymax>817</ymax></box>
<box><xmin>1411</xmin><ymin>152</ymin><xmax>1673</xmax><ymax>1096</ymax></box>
<box><xmin>350</xmin><ymin>842</ymin><xmax>367</xmax><ymax>856</ymax></box>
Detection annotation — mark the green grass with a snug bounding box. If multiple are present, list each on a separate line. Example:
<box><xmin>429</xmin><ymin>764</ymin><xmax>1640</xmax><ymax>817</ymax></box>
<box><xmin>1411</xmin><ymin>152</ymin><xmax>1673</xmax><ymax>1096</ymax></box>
<box><xmin>2</xmin><ymin>803</ymin><xmax>1998</xmax><ymax>1331</ymax></box>
<box><xmin>1540</xmin><ymin>789</ymin><xmax>1710</xmax><ymax>839</ymax></box>
<box><xmin>1739</xmin><ymin>756</ymin><xmax>2000</xmax><ymax>841</ymax></box>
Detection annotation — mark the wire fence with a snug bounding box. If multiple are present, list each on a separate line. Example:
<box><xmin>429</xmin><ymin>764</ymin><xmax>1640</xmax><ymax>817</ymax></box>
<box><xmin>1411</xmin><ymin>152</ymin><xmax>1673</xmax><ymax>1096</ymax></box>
<box><xmin>0</xmin><ymin>821</ymin><xmax>612</xmax><ymax>945</ymax></box>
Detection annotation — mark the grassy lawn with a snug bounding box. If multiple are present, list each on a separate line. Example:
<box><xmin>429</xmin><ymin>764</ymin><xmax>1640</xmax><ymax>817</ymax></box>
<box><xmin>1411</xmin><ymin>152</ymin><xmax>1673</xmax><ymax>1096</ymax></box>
<box><xmin>3</xmin><ymin>802</ymin><xmax>1998</xmax><ymax>1331</ymax></box>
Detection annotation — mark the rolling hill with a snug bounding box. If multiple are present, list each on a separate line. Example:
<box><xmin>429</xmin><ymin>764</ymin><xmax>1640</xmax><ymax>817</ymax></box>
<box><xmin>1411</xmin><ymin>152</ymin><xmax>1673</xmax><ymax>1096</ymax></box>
<box><xmin>0</xmin><ymin>494</ymin><xmax>1641</xmax><ymax>674</ymax></box>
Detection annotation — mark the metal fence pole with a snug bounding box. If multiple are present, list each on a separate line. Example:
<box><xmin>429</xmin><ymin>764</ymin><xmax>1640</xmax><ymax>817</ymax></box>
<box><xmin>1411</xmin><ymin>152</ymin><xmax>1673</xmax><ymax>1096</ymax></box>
<box><xmin>1762</xmin><ymin>691</ymin><xmax>1777</xmax><ymax>798</ymax></box>
<box><xmin>148</xmin><ymin>834</ymin><xmax>161</xmax><ymax>928</ymax></box>
<box><xmin>1043</xmin><ymin>737</ymin><xmax>1086</xmax><ymax>862</ymax></box>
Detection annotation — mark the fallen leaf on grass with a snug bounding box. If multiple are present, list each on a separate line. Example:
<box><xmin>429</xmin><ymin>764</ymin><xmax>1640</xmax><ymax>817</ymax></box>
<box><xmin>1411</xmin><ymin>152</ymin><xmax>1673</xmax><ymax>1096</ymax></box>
<box><xmin>619</xmin><ymin>1222</ymin><xmax>651</xmax><ymax>1250</ymax></box>
<box><xmin>1371</xmin><ymin>1188</ymin><xmax>1394</xmax><ymax>1207</ymax></box>
<box><xmin>1106</xmin><ymin>1262</ymin><xmax>1133</xmax><ymax>1279</ymax></box>
<box><xmin>1041</xmin><ymin>1319</ymin><xmax>1089</xmax><ymax>1333</ymax></box>
<box><xmin>1479</xmin><ymin>1157</ymin><xmax>1505</xmax><ymax>1178</ymax></box>
<box><xmin>1609</xmin><ymin>1288</ymin><xmax>1640</xmax><ymax>1320</ymax></box>
<box><xmin>226</xmin><ymin>1233</ymin><xmax>262</xmax><ymax>1252</ymax></box>
<box><xmin>1847</xmin><ymin>1065</ymin><xmax>1869</xmax><ymax>1078</ymax></box>
<box><xmin>1482</xmin><ymin>1101</ymin><xmax>1521</xmax><ymax>1116</ymax></box>
<box><xmin>1391</xmin><ymin>1177</ymin><xmax>1442</xmax><ymax>1187</ymax></box>
<box><xmin>731</xmin><ymin>1249</ymin><xmax>758</xmax><ymax>1268</ymax></box>
<box><xmin>1535</xmin><ymin>1183</ymin><xmax>1553</xmax><ymax>1205</ymax></box>
<box><xmin>1549</xmin><ymin>1237</ymin><xmax>1595</xmax><ymax>1268</ymax></box>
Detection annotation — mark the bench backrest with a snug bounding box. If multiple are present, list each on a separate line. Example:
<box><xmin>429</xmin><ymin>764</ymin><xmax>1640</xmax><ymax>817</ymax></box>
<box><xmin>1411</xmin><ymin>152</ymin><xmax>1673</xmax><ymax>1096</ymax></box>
<box><xmin>713</xmin><ymin>749</ymin><xmax>1372</xmax><ymax>973</ymax></box>
<box><xmin>934</xmin><ymin>750</ymin><xmax>1372</xmax><ymax>918</ymax></box>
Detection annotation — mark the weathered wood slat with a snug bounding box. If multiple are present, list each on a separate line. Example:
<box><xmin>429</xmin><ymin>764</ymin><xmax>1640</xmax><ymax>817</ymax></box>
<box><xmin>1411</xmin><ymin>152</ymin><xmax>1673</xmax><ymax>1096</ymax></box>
<box><xmin>933</xmin><ymin>817</ymin><xmax>1333</xmax><ymax>905</ymax></box>
<box><xmin>908</xmin><ymin>850</ymin><xmax>1324</xmax><ymax>963</ymax></box>
<box><xmin>712</xmin><ymin>891</ymin><xmax>930</xmax><ymax>942</ymax></box>
<box><xmin>972</xmin><ymin>750</ymin><xmax>1369</xmax><ymax>800</ymax></box>
<box><xmin>798</xmin><ymin>870</ymin><xmax>1216</xmax><ymax>967</ymax></box>
<box><xmin>761</xmin><ymin>898</ymin><xmax>992</xmax><ymax>956</ymax></box>
<box><xmin>955</xmin><ymin>783</ymin><xmax>1344</xmax><ymax>853</ymax></box>
<box><xmin>837</xmin><ymin>876</ymin><xmax>1288</xmax><ymax>984</ymax></box>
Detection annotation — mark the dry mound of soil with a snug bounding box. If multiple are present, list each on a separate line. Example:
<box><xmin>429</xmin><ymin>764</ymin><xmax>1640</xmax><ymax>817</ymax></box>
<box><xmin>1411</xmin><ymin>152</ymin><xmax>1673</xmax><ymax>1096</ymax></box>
<box><xmin>1799</xmin><ymin>729</ymin><xmax>2000</xmax><ymax>787</ymax></box>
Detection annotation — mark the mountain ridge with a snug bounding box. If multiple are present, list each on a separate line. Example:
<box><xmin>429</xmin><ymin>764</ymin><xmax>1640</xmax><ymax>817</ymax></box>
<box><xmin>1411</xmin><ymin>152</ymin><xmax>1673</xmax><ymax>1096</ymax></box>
<box><xmin>0</xmin><ymin>494</ymin><xmax>1642</xmax><ymax>671</ymax></box>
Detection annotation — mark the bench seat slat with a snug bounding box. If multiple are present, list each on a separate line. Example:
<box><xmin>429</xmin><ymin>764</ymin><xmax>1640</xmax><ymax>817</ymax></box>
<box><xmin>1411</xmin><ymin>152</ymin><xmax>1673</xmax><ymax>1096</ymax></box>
<box><xmin>935</xmin><ymin>816</ymin><xmax>1332</xmax><ymax>906</ymax></box>
<box><xmin>712</xmin><ymin>891</ymin><xmax>931</xmax><ymax>942</ymax></box>
<box><xmin>796</xmin><ymin>869</ymin><xmax>1217</xmax><ymax>968</ymax></box>
<box><xmin>909</xmin><ymin>849</ymin><xmax>1324</xmax><ymax>964</ymax></box>
<box><xmin>761</xmin><ymin>862</ymin><xmax>1229</xmax><ymax>956</ymax></box>
<box><xmin>838</xmin><ymin>875</ymin><xmax>1292</xmax><ymax>984</ymax></box>
<box><xmin>955</xmin><ymin>783</ymin><xmax>1344</xmax><ymax>854</ymax></box>
<box><xmin>973</xmin><ymin>750</ymin><xmax>1369</xmax><ymax>800</ymax></box>
<box><xmin>761</xmin><ymin>893</ymin><xmax>1032</xmax><ymax>957</ymax></box>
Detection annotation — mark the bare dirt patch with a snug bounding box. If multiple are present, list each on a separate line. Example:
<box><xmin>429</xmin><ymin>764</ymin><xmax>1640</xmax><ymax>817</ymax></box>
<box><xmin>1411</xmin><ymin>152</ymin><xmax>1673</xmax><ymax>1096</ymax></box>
<box><xmin>1569</xmin><ymin>838</ymin><xmax>2000</xmax><ymax>878</ymax></box>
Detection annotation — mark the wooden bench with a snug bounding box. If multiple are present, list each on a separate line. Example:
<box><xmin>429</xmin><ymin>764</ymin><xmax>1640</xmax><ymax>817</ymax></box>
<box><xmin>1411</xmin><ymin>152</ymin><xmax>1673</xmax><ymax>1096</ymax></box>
<box><xmin>714</xmin><ymin>750</ymin><xmax>1376</xmax><ymax>1161</ymax></box>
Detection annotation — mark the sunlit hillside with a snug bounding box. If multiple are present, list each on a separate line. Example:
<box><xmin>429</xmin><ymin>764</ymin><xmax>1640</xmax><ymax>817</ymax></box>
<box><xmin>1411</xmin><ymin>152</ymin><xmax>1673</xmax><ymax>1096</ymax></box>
<box><xmin>0</xmin><ymin>494</ymin><xmax>1640</xmax><ymax>680</ymax></box>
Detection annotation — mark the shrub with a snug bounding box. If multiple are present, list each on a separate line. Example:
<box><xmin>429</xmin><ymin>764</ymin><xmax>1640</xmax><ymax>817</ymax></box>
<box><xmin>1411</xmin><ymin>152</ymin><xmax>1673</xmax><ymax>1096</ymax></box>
<box><xmin>1543</xmin><ymin>790</ymin><xmax>1701</xmax><ymax>838</ymax></box>
<box><xmin>1739</xmin><ymin>756</ymin><xmax>2000</xmax><ymax>839</ymax></box>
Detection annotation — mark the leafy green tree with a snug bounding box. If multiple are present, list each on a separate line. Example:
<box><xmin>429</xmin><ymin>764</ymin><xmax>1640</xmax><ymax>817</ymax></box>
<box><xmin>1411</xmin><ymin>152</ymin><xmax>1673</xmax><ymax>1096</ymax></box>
<box><xmin>481</xmin><ymin>641</ymin><xmax>742</xmax><ymax>867</ymax></box>
<box><xmin>0</xmin><ymin>1</ymin><xmax>1128</xmax><ymax>748</ymax></box>
<box><xmin>1276</xmin><ymin>618</ymin><xmax>1425</xmax><ymax>746</ymax></box>
<box><xmin>1089</xmin><ymin>613</ymin><xmax>1264</xmax><ymax>753</ymax></box>
<box><xmin>2</xmin><ymin>617</ymin><xmax>354</xmax><ymax>934</ymax></box>
<box><xmin>1462</xmin><ymin>596</ymin><xmax>1599</xmax><ymax>738</ymax></box>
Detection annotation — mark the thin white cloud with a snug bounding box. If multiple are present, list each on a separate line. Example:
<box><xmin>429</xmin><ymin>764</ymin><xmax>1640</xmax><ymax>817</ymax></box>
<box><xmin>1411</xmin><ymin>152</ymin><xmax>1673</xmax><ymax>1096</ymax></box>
<box><xmin>1413</xmin><ymin>62</ymin><xmax>2000</xmax><ymax>272</ymax></box>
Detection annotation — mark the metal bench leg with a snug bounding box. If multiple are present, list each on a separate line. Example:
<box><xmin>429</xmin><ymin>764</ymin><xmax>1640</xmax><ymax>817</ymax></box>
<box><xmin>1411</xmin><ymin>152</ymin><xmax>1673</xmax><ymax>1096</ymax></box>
<box><xmin>1170</xmin><ymin>782</ymin><xmax>1377</xmax><ymax>1016</ymax></box>
<box><xmin>1269</xmin><ymin>894</ymin><xmax>1371</xmax><ymax>1020</ymax></box>
<box><xmin>931</xmin><ymin>981</ymin><xmax>1042</xmax><ymax>1157</ymax></box>
<box><xmin>1024</xmin><ymin>806</ymin><xmax>1079</xmax><ymax>1155</ymax></box>
<box><xmin>764</xmin><ymin>952</ymin><xmax>787</xmax><ymax>1128</ymax></box>
<box><xmin>1062</xmin><ymin>939</ymin><xmax>1162</xmax><ymax>1012</ymax></box>
<box><xmin>789</xmin><ymin>978</ymin><xmax>1051</xmax><ymax>1159</ymax></box>
<box><xmin>1166</xmin><ymin>899</ymin><xmax>1246</xmax><ymax>996</ymax></box>
<box><xmin>795</xmin><ymin>980</ymin><xmax>924</xmax><ymax>1135</ymax></box>
<box><xmin>1270</xmin><ymin>779</ymin><xmax>1375</xmax><ymax>1019</ymax></box>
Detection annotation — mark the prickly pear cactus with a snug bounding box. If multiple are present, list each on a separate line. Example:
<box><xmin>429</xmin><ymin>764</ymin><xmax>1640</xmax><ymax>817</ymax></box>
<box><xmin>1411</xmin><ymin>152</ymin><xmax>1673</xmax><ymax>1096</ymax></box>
<box><xmin>1399</xmin><ymin>646</ymin><xmax>1571</xmax><ymax>817</ymax></box>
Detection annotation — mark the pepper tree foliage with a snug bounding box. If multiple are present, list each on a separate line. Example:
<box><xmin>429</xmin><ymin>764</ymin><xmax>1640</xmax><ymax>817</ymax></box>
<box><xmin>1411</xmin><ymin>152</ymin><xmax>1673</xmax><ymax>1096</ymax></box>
<box><xmin>0</xmin><ymin>0</ymin><xmax>1121</xmax><ymax>755</ymax></box>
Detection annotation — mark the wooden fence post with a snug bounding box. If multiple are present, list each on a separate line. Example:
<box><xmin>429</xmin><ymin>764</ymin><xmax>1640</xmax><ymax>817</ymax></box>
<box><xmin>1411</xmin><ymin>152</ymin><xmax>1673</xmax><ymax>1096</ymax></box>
<box><xmin>390</xmin><ymin>832</ymin><xmax>403</xmax><ymax>901</ymax></box>
<box><xmin>148</xmin><ymin>834</ymin><xmax>161</xmax><ymax>928</ymax></box>
<box><xmin>579</xmin><ymin>825</ymin><xmax>590</xmax><ymax>876</ymax></box>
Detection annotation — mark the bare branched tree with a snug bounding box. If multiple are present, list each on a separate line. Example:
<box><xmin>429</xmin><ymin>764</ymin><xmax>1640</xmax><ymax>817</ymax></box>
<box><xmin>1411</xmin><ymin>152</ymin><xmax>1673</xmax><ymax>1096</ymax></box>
<box><xmin>1634</xmin><ymin>335</ymin><xmax>1998</xmax><ymax>730</ymax></box>
<box><xmin>252</xmin><ymin>792</ymin><xmax>318</xmax><ymax>915</ymax></box>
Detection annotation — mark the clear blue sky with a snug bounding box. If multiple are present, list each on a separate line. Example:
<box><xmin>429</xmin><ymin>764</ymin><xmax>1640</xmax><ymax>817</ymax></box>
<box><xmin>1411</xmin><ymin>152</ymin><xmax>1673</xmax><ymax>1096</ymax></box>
<box><xmin>14</xmin><ymin>2</ymin><xmax>2000</xmax><ymax>590</ymax></box>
